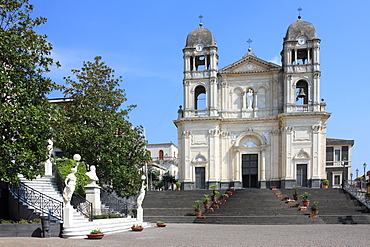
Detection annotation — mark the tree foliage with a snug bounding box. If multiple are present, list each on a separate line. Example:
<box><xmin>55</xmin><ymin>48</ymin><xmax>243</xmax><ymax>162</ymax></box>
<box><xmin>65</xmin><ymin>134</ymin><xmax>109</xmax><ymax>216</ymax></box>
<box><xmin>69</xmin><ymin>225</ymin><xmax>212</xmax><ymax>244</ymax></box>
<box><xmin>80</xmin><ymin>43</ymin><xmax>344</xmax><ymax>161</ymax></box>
<box><xmin>55</xmin><ymin>56</ymin><xmax>150</xmax><ymax>198</ymax></box>
<box><xmin>0</xmin><ymin>0</ymin><xmax>59</xmax><ymax>184</ymax></box>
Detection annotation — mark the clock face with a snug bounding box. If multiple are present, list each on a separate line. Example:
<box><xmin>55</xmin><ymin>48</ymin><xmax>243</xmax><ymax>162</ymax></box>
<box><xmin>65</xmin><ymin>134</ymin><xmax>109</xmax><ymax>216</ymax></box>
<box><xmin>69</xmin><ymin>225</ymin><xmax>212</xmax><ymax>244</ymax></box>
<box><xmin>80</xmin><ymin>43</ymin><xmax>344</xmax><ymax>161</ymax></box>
<box><xmin>298</xmin><ymin>37</ymin><xmax>306</xmax><ymax>45</ymax></box>
<box><xmin>196</xmin><ymin>44</ymin><xmax>203</xmax><ymax>52</ymax></box>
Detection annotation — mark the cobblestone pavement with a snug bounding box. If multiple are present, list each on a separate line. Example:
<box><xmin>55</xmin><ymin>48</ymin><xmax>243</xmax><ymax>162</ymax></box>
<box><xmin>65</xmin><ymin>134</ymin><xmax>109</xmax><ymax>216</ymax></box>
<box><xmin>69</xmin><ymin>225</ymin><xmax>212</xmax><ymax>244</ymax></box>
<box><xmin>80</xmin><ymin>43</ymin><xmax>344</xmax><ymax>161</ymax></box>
<box><xmin>1</xmin><ymin>223</ymin><xmax>369</xmax><ymax>247</ymax></box>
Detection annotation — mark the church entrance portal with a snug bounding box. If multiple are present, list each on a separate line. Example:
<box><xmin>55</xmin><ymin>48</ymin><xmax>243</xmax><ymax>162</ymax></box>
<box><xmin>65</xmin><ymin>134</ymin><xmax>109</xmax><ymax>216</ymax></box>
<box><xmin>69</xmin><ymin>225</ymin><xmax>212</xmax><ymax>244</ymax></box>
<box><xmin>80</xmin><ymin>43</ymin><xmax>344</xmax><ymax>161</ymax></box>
<box><xmin>297</xmin><ymin>164</ymin><xmax>308</xmax><ymax>187</ymax></box>
<box><xmin>195</xmin><ymin>167</ymin><xmax>205</xmax><ymax>189</ymax></box>
<box><xmin>242</xmin><ymin>154</ymin><xmax>258</xmax><ymax>188</ymax></box>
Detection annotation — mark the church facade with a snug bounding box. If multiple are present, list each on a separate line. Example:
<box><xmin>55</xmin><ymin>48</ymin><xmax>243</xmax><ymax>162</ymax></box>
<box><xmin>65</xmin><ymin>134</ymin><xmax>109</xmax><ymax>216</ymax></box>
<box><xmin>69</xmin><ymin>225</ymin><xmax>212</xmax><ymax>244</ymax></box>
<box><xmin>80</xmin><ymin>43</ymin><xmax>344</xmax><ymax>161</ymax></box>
<box><xmin>174</xmin><ymin>16</ymin><xmax>331</xmax><ymax>190</ymax></box>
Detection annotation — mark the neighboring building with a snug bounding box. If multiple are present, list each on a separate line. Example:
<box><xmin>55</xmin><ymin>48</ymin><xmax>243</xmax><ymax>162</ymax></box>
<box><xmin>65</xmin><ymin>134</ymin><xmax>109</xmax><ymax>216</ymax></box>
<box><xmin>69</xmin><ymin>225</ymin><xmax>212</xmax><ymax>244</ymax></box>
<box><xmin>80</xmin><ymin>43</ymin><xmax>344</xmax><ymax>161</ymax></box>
<box><xmin>146</xmin><ymin>142</ymin><xmax>179</xmax><ymax>179</ymax></box>
<box><xmin>174</xmin><ymin>15</ymin><xmax>333</xmax><ymax>190</ymax></box>
<box><xmin>325</xmin><ymin>138</ymin><xmax>354</xmax><ymax>188</ymax></box>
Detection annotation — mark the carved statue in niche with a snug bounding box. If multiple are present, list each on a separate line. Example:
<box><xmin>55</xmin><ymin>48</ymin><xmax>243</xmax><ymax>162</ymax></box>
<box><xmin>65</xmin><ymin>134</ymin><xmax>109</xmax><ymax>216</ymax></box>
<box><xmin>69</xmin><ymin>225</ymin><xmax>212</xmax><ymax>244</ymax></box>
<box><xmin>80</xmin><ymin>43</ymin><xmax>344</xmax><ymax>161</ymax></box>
<box><xmin>247</xmin><ymin>89</ymin><xmax>253</xmax><ymax>109</ymax></box>
<box><xmin>244</xmin><ymin>138</ymin><xmax>257</xmax><ymax>147</ymax></box>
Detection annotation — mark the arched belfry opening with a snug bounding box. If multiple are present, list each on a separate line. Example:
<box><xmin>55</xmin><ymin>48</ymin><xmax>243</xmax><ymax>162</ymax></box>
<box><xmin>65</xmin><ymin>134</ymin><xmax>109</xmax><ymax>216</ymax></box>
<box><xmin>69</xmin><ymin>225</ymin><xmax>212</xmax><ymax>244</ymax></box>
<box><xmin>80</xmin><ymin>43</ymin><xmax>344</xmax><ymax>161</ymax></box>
<box><xmin>194</xmin><ymin>85</ymin><xmax>206</xmax><ymax>110</ymax></box>
<box><xmin>296</xmin><ymin>80</ymin><xmax>308</xmax><ymax>105</ymax></box>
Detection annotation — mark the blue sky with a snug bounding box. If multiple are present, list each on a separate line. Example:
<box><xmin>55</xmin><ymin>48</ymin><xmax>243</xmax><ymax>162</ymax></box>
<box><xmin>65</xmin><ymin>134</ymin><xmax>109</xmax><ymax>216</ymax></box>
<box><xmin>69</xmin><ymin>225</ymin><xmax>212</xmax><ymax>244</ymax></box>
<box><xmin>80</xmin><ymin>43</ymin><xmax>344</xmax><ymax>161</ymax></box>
<box><xmin>32</xmin><ymin>0</ymin><xmax>370</xmax><ymax>175</ymax></box>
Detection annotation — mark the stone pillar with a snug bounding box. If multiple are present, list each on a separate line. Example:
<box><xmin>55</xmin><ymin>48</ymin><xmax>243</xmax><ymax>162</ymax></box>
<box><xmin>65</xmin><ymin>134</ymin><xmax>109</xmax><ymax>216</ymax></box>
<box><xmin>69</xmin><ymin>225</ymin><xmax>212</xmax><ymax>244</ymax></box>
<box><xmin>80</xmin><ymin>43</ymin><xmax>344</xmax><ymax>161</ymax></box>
<box><xmin>85</xmin><ymin>185</ymin><xmax>101</xmax><ymax>215</ymax></box>
<box><xmin>63</xmin><ymin>206</ymin><xmax>73</xmax><ymax>227</ymax></box>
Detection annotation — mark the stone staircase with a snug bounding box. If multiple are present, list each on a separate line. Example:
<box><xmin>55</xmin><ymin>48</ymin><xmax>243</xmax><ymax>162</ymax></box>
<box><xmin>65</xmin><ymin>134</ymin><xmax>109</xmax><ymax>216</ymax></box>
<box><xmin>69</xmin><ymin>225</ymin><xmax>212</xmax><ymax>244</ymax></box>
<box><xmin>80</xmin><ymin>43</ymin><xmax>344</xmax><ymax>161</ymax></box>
<box><xmin>143</xmin><ymin>190</ymin><xmax>226</xmax><ymax>223</ymax></box>
<box><xmin>13</xmin><ymin>176</ymin><xmax>148</xmax><ymax>238</ymax></box>
<box><xmin>143</xmin><ymin>188</ymin><xmax>370</xmax><ymax>225</ymax></box>
<box><xmin>279</xmin><ymin>188</ymin><xmax>370</xmax><ymax>224</ymax></box>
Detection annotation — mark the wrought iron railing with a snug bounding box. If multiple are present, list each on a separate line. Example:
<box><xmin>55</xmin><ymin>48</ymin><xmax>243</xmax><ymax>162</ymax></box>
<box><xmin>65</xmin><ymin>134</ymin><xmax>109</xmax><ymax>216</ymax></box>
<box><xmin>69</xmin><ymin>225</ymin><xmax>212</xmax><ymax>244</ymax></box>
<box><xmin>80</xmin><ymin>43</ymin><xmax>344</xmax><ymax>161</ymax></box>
<box><xmin>53</xmin><ymin>163</ymin><xmax>93</xmax><ymax>220</ymax></box>
<box><xmin>100</xmin><ymin>187</ymin><xmax>135</xmax><ymax>216</ymax></box>
<box><xmin>343</xmin><ymin>180</ymin><xmax>370</xmax><ymax>210</ymax></box>
<box><xmin>71</xmin><ymin>194</ymin><xmax>93</xmax><ymax>221</ymax></box>
<box><xmin>8</xmin><ymin>182</ymin><xmax>63</xmax><ymax>221</ymax></box>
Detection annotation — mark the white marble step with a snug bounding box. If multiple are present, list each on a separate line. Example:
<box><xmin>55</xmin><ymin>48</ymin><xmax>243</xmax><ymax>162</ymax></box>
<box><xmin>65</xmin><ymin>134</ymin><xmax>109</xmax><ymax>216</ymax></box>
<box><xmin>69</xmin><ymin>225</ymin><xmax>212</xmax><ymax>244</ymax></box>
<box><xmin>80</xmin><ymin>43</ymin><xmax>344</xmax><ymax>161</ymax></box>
<box><xmin>62</xmin><ymin>218</ymin><xmax>150</xmax><ymax>238</ymax></box>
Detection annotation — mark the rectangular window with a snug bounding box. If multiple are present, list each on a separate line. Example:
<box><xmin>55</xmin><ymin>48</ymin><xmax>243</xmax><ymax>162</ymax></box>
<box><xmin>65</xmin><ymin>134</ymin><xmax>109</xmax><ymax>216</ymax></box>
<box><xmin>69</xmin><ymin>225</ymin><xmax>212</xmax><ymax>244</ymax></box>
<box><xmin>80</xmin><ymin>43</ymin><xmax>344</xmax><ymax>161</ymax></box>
<box><xmin>326</xmin><ymin>147</ymin><xmax>333</xmax><ymax>161</ymax></box>
<box><xmin>334</xmin><ymin>149</ymin><xmax>341</xmax><ymax>162</ymax></box>
<box><xmin>342</xmin><ymin>146</ymin><xmax>349</xmax><ymax>161</ymax></box>
<box><xmin>334</xmin><ymin>175</ymin><xmax>340</xmax><ymax>185</ymax></box>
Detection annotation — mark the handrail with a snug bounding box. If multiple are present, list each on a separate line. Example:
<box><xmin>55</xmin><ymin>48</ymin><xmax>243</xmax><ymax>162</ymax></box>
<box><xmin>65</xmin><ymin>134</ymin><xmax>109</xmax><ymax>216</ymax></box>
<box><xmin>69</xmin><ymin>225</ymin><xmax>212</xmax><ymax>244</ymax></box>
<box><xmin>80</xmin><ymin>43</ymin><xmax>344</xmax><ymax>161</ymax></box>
<box><xmin>343</xmin><ymin>180</ymin><xmax>370</xmax><ymax>210</ymax></box>
<box><xmin>8</xmin><ymin>182</ymin><xmax>63</xmax><ymax>221</ymax></box>
<box><xmin>53</xmin><ymin>163</ymin><xmax>93</xmax><ymax>220</ymax></box>
<box><xmin>71</xmin><ymin>194</ymin><xmax>93</xmax><ymax>221</ymax></box>
<box><xmin>100</xmin><ymin>187</ymin><xmax>135</xmax><ymax>216</ymax></box>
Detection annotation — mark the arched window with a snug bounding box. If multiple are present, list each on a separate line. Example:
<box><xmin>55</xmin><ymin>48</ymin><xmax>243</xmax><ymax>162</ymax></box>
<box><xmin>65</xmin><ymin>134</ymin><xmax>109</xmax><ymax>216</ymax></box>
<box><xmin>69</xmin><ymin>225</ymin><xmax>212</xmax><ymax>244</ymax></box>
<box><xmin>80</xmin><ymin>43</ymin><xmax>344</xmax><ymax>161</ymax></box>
<box><xmin>159</xmin><ymin>150</ymin><xmax>164</xmax><ymax>160</ymax></box>
<box><xmin>195</xmin><ymin>85</ymin><xmax>206</xmax><ymax>110</ymax></box>
<box><xmin>296</xmin><ymin>80</ymin><xmax>308</xmax><ymax>105</ymax></box>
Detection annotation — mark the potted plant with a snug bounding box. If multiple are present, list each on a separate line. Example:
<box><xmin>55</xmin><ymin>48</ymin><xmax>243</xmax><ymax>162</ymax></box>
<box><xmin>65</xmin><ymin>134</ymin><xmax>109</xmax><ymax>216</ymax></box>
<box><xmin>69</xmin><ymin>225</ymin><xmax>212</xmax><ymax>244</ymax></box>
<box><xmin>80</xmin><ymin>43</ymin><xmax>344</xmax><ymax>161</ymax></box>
<box><xmin>311</xmin><ymin>201</ymin><xmax>319</xmax><ymax>216</ymax></box>
<box><xmin>131</xmin><ymin>224</ymin><xmax>144</xmax><ymax>231</ymax></box>
<box><xmin>202</xmin><ymin>194</ymin><xmax>211</xmax><ymax>209</ymax></box>
<box><xmin>156</xmin><ymin>221</ymin><xmax>166</xmax><ymax>227</ymax></box>
<box><xmin>175</xmin><ymin>181</ymin><xmax>181</xmax><ymax>190</ymax></box>
<box><xmin>87</xmin><ymin>227</ymin><xmax>104</xmax><ymax>239</ymax></box>
<box><xmin>293</xmin><ymin>186</ymin><xmax>299</xmax><ymax>201</ymax></box>
<box><xmin>193</xmin><ymin>200</ymin><xmax>202</xmax><ymax>216</ymax></box>
<box><xmin>322</xmin><ymin>180</ymin><xmax>329</xmax><ymax>189</ymax></box>
<box><xmin>210</xmin><ymin>185</ymin><xmax>219</xmax><ymax>202</ymax></box>
<box><xmin>300</xmin><ymin>192</ymin><xmax>311</xmax><ymax>207</ymax></box>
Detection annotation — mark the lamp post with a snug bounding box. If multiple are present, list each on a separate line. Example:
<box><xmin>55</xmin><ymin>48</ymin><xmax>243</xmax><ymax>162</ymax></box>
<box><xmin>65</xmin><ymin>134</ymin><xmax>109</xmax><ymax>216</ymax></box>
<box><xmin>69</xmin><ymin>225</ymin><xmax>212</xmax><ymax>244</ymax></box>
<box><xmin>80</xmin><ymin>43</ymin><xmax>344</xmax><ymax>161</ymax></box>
<box><xmin>363</xmin><ymin>163</ymin><xmax>367</xmax><ymax>181</ymax></box>
<box><xmin>351</xmin><ymin>173</ymin><xmax>353</xmax><ymax>185</ymax></box>
<box><xmin>356</xmin><ymin>169</ymin><xmax>359</xmax><ymax>180</ymax></box>
<box><xmin>363</xmin><ymin>163</ymin><xmax>367</xmax><ymax>192</ymax></box>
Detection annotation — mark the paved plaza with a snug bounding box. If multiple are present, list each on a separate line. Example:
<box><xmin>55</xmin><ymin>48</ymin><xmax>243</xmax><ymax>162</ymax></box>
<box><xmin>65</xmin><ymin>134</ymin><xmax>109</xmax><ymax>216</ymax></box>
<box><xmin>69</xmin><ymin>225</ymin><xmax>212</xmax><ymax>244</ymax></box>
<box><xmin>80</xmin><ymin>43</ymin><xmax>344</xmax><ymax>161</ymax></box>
<box><xmin>0</xmin><ymin>223</ymin><xmax>369</xmax><ymax>247</ymax></box>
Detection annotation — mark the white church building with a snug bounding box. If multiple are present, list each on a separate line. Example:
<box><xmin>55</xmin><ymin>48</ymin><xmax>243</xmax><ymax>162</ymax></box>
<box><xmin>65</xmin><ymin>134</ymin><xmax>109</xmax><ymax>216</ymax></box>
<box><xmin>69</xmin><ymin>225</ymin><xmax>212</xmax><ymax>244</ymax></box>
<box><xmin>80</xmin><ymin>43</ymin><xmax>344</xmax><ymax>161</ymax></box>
<box><xmin>174</xmin><ymin>16</ymin><xmax>333</xmax><ymax>190</ymax></box>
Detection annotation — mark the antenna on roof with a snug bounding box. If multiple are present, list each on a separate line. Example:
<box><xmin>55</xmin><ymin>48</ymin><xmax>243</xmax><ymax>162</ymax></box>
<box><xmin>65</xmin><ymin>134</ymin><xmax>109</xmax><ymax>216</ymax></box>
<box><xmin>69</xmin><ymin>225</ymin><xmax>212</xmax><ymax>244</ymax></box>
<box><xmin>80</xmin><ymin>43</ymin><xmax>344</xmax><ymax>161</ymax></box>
<box><xmin>199</xmin><ymin>15</ymin><xmax>203</xmax><ymax>27</ymax></box>
<box><xmin>247</xmin><ymin>38</ymin><xmax>253</xmax><ymax>52</ymax></box>
<box><xmin>298</xmin><ymin>7</ymin><xmax>302</xmax><ymax>19</ymax></box>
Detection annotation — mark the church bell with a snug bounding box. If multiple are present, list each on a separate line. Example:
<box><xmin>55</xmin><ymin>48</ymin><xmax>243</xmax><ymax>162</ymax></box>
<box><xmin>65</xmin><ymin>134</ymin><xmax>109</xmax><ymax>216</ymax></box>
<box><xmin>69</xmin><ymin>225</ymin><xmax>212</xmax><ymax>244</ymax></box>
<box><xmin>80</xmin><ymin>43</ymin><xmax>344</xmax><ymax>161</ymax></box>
<box><xmin>297</xmin><ymin>88</ymin><xmax>306</xmax><ymax>98</ymax></box>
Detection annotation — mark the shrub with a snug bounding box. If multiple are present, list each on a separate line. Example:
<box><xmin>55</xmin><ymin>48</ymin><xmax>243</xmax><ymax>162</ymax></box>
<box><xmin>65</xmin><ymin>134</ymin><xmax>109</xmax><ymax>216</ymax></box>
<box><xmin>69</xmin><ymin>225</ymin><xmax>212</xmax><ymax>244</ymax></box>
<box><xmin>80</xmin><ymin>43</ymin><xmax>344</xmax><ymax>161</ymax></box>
<box><xmin>56</xmin><ymin>158</ymin><xmax>88</xmax><ymax>195</ymax></box>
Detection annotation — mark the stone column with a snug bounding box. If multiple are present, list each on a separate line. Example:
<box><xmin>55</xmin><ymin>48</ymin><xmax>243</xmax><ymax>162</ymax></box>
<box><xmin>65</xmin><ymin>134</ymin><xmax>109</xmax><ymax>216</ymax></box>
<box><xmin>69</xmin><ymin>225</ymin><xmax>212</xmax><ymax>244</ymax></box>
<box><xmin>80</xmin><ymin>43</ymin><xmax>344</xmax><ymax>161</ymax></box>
<box><xmin>260</xmin><ymin>148</ymin><xmax>266</xmax><ymax>189</ymax></box>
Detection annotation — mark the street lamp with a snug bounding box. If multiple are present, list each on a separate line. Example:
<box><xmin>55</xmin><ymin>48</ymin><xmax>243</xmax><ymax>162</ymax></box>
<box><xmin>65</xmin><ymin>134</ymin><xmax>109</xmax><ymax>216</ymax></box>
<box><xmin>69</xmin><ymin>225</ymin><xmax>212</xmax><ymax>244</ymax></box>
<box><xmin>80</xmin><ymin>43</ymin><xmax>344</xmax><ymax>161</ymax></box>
<box><xmin>351</xmin><ymin>173</ymin><xmax>353</xmax><ymax>185</ymax></box>
<box><xmin>363</xmin><ymin>162</ymin><xmax>367</xmax><ymax>181</ymax></box>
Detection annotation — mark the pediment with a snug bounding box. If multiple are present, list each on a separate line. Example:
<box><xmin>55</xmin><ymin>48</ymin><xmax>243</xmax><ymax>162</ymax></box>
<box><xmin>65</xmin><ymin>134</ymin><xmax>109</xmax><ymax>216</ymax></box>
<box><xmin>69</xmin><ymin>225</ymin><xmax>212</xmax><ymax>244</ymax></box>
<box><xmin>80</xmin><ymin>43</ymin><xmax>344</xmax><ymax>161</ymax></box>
<box><xmin>219</xmin><ymin>53</ymin><xmax>281</xmax><ymax>74</ymax></box>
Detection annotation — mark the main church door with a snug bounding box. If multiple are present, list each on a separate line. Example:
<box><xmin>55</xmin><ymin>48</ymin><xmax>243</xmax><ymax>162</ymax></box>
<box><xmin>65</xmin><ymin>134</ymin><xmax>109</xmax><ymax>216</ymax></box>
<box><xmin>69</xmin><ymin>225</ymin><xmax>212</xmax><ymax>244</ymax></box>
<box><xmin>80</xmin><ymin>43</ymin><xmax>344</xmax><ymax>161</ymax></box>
<box><xmin>297</xmin><ymin>164</ymin><xmax>308</xmax><ymax>187</ymax></box>
<box><xmin>195</xmin><ymin>167</ymin><xmax>205</xmax><ymax>189</ymax></box>
<box><xmin>242</xmin><ymin>154</ymin><xmax>258</xmax><ymax>188</ymax></box>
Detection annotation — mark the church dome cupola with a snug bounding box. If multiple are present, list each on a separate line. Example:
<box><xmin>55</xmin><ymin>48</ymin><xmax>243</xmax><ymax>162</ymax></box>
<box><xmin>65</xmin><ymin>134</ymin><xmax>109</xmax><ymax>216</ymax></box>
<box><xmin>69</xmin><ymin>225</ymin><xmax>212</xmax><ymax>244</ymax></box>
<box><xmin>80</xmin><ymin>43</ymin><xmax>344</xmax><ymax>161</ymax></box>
<box><xmin>185</xmin><ymin>23</ymin><xmax>216</xmax><ymax>48</ymax></box>
<box><xmin>285</xmin><ymin>18</ymin><xmax>317</xmax><ymax>41</ymax></box>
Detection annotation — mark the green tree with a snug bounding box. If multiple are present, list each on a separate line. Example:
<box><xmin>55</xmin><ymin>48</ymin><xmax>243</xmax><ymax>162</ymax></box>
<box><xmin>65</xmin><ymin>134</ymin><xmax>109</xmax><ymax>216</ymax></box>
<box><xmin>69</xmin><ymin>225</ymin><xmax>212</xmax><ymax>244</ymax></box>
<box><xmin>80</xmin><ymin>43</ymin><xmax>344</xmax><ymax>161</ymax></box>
<box><xmin>0</xmin><ymin>0</ymin><xmax>59</xmax><ymax>184</ymax></box>
<box><xmin>55</xmin><ymin>56</ymin><xmax>150</xmax><ymax>198</ymax></box>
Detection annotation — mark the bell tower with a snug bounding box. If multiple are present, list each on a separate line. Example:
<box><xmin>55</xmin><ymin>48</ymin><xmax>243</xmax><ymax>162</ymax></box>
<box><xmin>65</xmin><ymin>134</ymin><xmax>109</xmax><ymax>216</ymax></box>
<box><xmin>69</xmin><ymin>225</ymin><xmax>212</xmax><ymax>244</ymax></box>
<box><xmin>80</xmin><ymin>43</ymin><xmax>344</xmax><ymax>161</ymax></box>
<box><xmin>182</xmin><ymin>21</ymin><xmax>219</xmax><ymax>117</ymax></box>
<box><xmin>279</xmin><ymin>13</ymin><xmax>330</xmax><ymax>188</ymax></box>
<box><xmin>281</xmin><ymin>14</ymin><xmax>321</xmax><ymax>113</ymax></box>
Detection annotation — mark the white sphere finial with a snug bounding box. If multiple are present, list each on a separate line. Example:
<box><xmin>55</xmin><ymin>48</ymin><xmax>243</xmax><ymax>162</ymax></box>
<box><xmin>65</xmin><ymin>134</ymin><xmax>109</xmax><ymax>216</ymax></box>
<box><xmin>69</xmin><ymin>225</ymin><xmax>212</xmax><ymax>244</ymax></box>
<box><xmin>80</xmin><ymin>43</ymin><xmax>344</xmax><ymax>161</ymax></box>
<box><xmin>73</xmin><ymin>154</ymin><xmax>81</xmax><ymax>162</ymax></box>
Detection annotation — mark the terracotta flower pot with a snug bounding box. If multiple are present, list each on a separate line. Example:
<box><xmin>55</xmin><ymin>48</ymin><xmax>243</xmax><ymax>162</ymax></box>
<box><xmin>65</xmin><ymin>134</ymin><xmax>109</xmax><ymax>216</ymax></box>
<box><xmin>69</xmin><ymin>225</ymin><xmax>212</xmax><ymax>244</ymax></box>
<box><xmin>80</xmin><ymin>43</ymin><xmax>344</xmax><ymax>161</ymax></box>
<box><xmin>194</xmin><ymin>209</ymin><xmax>202</xmax><ymax>216</ymax></box>
<box><xmin>156</xmin><ymin>223</ymin><xmax>166</xmax><ymax>227</ymax></box>
<box><xmin>302</xmin><ymin>200</ymin><xmax>310</xmax><ymax>207</ymax></box>
<box><xmin>131</xmin><ymin>227</ymin><xmax>144</xmax><ymax>231</ymax></box>
<box><xmin>87</xmin><ymin>234</ymin><xmax>104</xmax><ymax>239</ymax></box>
